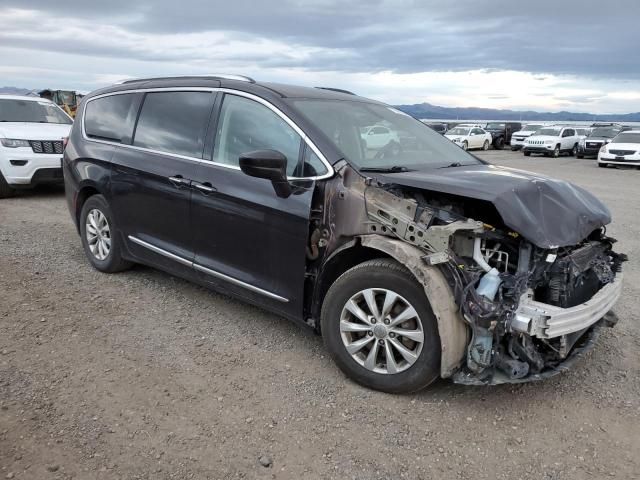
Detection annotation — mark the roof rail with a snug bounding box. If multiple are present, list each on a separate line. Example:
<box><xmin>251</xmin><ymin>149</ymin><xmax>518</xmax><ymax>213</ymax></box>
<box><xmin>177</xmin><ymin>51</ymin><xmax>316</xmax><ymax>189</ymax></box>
<box><xmin>315</xmin><ymin>87</ymin><xmax>356</xmax><ymax>95</ymax></box>
<box><xmin>114</xmin><ymin>74</ymin><xmax>256</xmax><ymax>85</ymax></box>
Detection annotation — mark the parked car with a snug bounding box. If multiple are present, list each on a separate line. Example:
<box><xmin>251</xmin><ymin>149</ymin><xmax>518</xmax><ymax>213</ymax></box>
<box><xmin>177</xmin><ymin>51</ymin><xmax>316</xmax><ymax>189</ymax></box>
<box><xmin>64</xmin><ymin>75</ymin><xmax>623</xmax><ymax>392</ymax></box>
<box><xmin>0</xmin><ymin>95</ymin><xmax>73</xmax><ymax>198</ymax></box>
<box><xmin>598</xmin><ymin>130</ymin><xmax>640</xmax><ymax>168</ymax></box>
<box><xmin>423</xmin><ymin>122</ymin><xmax>448</xmax><ymax>134</ymax></box>
<box><xmin>483</xmin><ymin>122</ymin><xmax>521</xmax><ymax>149</ymax></box>
<box><xmin>510</xmin><ymin>124</ymin><xmax>545</xmax><ymax>151</ymax></box>
<box><xmin>578</xmin><ymin>124</ymin><xmax>628</xmax><ymax>159</ymax></box>
<box><xmin>444</xmin><ymin>126</ymin><xmax>492</xmax><ymax>151</ymax></box>
<box><xmin>360</xmin><ymin>125</ymin><xmax>401</xmax><ymax>152</ymax></box>
<box><xmin>523</xmin><ymin>125</ymin><xmax>580</xmax><ymax>157</ymax></box>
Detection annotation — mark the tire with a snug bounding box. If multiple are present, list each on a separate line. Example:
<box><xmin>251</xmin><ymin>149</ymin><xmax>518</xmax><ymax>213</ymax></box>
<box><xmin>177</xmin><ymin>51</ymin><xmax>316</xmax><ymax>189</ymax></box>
<box><xmin>80</xmin><ymin>194</ymin><xmax>133</xmax><ymax>273</ymax></box>
<box><xmin>461</xmin><ymin>141</ymin><xmax>468</xmax><ymax>151</ymax></box>
<box><xmin>598</xmin><ymin>163</ymin><xmax>608</xmax><ymax>168</ymax></box>
<box><xmin>523</xmin><ymin>151</ymin><xmax>531</xmax><ymax>157</ymax></box>
<box><xmin>571</xmin><ymin>144</ymin><xmax>578</xmax><ymax>157</ymax></box>
<box><xmin>494</xmin><ymin>137</ymin><xmax>505</xmax><ymax>150</ymax></box>
<box><xmin>0</xmin><ymin>172</ymin><xmax>15</xmax><ymax>199</ymax></box>
<box><xmin>552</xmin><ymin>145</ymin><xmax>560</xmax><ymax>158</ymax></box>
<box><xmin>321</xmin><ymin>259</ymin><xmax>441</xmax><ymax>393</ymax></box>
<box><xmin>577</xmin><ymin>154</ymin><xmax>584</xmax><ymax>159</ymax></box>
<box><xmin>511</xmin><ymin>147</ymin><xmax>518</xmax><ymax>151</ymax></box>
<box><xmin>482</xmin><ymin>140</ymin><xmax>490</xmax><ymax>151</ymax></box>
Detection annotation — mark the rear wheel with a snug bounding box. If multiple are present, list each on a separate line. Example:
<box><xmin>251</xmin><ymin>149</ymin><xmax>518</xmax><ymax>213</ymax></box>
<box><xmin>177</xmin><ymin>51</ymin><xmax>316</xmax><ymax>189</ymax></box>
<box><xmin>494</xmin><ymin>137</ymin><xmax>505</xmax><ymax>150</ymax></box>
<box><xmin>80</xmin><ymin>195</ymin><xmax>133</xmax><ymax>273</ymax></box>
<box><xmin>0</xmin><ymin>172</ymin><xmax>15</xmax><ymax>199</ymax></box>
<box><xmin>321</xmin><ymin>259</ymin><xmax>441</xmax><ymax>393</ymax></box>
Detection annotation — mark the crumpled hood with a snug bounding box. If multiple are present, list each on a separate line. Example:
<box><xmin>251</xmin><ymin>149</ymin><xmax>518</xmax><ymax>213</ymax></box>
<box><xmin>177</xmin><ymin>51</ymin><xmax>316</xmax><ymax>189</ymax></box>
<box><xmin>0</xmin><ymin>122</ymin><xmax>72</xmax><ymax>141</ymax></box>
<box><xmin>372</xmin><ymin>164</ymin><xmax>611</xmax><ymax>248</ymax></box>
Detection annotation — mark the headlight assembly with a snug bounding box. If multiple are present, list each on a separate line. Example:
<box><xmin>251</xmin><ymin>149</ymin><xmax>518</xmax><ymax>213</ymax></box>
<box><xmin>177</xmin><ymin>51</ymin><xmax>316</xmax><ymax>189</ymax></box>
<box><xmin>0</xmin><ymin>139</ymin><xmax>31</xmax><ymax>148</ymax></box>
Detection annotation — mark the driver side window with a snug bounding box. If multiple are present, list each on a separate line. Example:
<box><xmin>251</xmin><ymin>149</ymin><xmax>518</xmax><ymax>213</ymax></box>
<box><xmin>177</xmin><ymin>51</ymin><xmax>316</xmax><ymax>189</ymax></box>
<box><xmin>214</xmin><ymin>94</ymin><xmax>302</xmax><ymax>176</ymax></box>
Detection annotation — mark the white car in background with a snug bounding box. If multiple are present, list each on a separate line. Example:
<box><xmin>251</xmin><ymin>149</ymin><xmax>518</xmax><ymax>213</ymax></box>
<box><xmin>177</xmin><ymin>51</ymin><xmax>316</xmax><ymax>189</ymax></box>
<box><xmin>0</xmin><ymin>95</ymin><xmax>73</xmax><ymax>198</ymax></box>
<box><xmin>444</xmin><ymin>126</ymin><xmax>492</xmax><ymax>151</ymax></box>
<box><xmin>360</xmin><ymin>125</ymin><xmax>401</xmax><ymax>150</ymax></box>
<box><xmin>598</xmin><ymin>130</ymin><xmax>640</xmax><ymax>168</ymax></box>
<box><xmin>523</xmin><ymin>125</ymin><xmax>580</xmax><ymax>158</ymax></box>
<box><xmin>510</xmin><ymin>124</ymin><xmax>545</xmax><ymax>151</ymax></box>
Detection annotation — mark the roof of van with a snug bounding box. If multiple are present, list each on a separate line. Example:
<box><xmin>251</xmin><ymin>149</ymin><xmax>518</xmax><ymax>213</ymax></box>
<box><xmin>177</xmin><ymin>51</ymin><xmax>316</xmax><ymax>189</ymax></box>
<box><xmin>91</xmin><ymin>75</ymin><xmax>377</xmax><ymax>103</ymax></box>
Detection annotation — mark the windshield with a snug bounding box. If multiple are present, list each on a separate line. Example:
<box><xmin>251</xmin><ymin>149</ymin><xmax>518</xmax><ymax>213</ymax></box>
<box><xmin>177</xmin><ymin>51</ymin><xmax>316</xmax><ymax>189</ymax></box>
<box><xmin>590</xmin><ymin>127</ymin><xmax>620</xmax><ymax>138</ymax></box>
<box><xmin>0</xmin><ymin>99</ymin><xmax>72</xmax><ymax>124</ymax></box>
<box><xmin>535</xmin><ymin>127</ymin><xmax>561</xmax><ymax>136</ymax></box>
<box><xmin>611</xmin><ymin>132</ymin><xmax>640</xmax><ymax>144</ymax></box>
<box><xmin>523</xmin><ymin>124</ymin><xmax>543</xmax><ymax>131</ymax></box>
<box><xmin>485</xmin><ymin>123</ymin><xmax>505</xmax><ymax>129</ymax></box>
<box><xmin>446</xmin><ymin>127</ymin><xmax>471</xmax><ymax>136</ymax></box>
<box><xmin>291</xmin><ymin>100</ymin><xmax>481</xmax><ymax>170</ymax></box>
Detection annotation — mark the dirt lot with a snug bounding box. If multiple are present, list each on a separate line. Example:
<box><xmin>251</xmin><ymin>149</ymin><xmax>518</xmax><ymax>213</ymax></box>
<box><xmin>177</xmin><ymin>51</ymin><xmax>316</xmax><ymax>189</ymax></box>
<box><xmin>1</xmin><ymin>150</ymin><xmax>639</xmax><ymax>480</ymax></box>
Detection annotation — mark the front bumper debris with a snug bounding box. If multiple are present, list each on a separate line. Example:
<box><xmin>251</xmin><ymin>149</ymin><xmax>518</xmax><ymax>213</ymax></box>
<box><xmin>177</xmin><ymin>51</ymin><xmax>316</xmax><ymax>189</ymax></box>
<box><xmin>511</xmin><ymin>275</ymin><xmax>623</xmax><ymax>338</ymax></box>
<box><xmin>452</xmin><ymin>314</ymin><xmax>616</xmax><ymax>385</ymax></box>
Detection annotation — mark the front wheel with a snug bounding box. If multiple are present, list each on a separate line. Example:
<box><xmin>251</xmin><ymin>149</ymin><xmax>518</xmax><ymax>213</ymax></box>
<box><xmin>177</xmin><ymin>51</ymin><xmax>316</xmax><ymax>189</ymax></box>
<box><xmin>523</xmin><ymin>151</ymin><xmax>531</xmax><ymax>157</ymax></box>
<box><xmin>80</xmin><ymin>194</ymin><xmax>133</xmax><ymax>273</ymax></box>
<box><xmin>571</xmin><ymin>144</ymin><xmax>578</xmax><ymax>157</ymax></box>
<box><xmin>321</xmin><ymin>259</ymin><xmax>441</xmax><ymax>393</ymax></box>
<box><xmin>494</xmin><ymin>137</ymin><xmax>505</xmax><ymax>150</ymax></box>
<box><xmin>552</xmin><ymin>145</ymin><xmax>560</xmax><ymax>158</ymax></box>
<box><xmin>482</xmin><ymin>140</ymin><xmax>490</xmax><ymax>151</ymax></box>
<box><xmin>461</xmin><ymin>141</ymin><xmax>468</xmax><ymax>151</ymax></box>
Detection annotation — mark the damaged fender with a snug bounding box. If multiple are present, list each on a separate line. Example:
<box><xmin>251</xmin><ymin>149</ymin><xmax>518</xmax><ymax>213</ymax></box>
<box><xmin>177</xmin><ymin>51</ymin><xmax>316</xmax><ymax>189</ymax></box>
<box><xmin>359</xmin><ymin>235</ymin><xmax>468</xmax><ymax>377</ymax></box>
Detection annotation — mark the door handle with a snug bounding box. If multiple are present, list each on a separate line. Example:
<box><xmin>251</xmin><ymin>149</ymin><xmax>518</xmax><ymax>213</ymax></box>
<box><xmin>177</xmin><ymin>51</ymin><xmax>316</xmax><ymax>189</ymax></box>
<box><xmin>168</xmin><ymin>175</ymin><xmax>190</xmax><ymax>188</ymax></box>
<box><xmin>192</xmin><ymin>181</ymin><xmax>217</xmax><ymax>194</ymax></box>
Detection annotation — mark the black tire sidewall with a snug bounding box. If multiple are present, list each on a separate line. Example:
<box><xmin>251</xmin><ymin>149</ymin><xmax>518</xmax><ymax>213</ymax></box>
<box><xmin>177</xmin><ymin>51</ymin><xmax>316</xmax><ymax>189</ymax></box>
<box><xmin>79</xmin><ymin>195</ymin><xmax>127</xmax><ymax>272</ymax></box>
<box><xmin>321</xmin><ymin>260</ymin><xmax>441</xmax><ymax>393</ymax></box>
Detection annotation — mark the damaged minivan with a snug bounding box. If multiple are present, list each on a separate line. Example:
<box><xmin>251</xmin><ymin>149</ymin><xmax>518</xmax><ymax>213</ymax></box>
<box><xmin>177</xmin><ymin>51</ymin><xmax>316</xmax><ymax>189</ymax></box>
<box><xmin>64</xmin><ymin>75</ymin><xmax>625</xmax><ymax>393</ymax></box>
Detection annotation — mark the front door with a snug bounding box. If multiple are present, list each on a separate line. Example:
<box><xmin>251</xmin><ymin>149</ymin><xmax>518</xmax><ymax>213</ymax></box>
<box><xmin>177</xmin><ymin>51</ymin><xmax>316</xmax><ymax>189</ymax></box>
<box><xmin>109</xmin><ymin>90</ymin><xmax>216</xmax><ymax>271</ymax></box>
<box><xmin>189</xmin><ymin>93</ymin><xmax>327</xmax><ymax>320</ymax></box>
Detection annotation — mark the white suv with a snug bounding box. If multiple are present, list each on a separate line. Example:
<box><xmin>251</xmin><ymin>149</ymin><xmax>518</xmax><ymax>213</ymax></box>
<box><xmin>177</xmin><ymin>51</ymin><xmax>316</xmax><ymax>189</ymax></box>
<box><xmin>523</xmin><ymin>125</ymin><xmax>580</xmax><ymax>158</ymax></box>
<box><xmin>0</xmin><ymin>95</ymin><xmax>73</xmax><ymax>198</ymax></box>
<box><xmin>510</xmin><ymin>124</ymin><xmax>545</xmax><ymax>151</ymax></box>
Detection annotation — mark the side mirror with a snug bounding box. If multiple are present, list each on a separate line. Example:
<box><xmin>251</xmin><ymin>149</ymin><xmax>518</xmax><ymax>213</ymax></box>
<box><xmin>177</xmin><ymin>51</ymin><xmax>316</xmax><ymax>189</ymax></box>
<box><xmin>239</xmin><ymin>149</ymin><xmax>291</xmax><ymax>198</ymax></box>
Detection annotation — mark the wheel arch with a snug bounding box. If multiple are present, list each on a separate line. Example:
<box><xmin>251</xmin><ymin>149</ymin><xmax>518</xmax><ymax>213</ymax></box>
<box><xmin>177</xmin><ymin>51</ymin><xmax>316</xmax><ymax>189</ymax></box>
<box><xmin>74</xmin><ymin>183</ymin><xmax>103</xmax><ymax>231</ymax></box>
<box><xmin>315</xmin><ymin>234</ymin><xmax>468</xmax><ymax>378</ymax></box>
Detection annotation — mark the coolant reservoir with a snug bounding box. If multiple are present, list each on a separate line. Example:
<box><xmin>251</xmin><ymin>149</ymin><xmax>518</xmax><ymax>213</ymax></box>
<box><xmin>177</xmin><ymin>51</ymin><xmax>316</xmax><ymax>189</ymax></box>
<box><xmin>476</xmin><ymin>269</ymin><xmax>501</xmax><ymax>301</ymax></box>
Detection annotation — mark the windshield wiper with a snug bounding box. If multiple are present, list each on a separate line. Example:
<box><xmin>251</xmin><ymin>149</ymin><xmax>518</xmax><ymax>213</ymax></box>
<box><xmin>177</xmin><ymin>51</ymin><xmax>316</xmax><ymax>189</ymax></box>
<box><xmin>359</xmin><ymin>165</ymin><xmax>412</xmax><ymax>173</ymax></box>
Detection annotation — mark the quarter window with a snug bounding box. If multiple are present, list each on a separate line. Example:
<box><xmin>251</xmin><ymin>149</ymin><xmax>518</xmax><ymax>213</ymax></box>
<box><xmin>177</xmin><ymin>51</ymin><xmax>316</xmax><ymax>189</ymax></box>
<box><xmin>133</xmin><ymin>91</ymin><xmax>214</xmax><ymax>158</ymax></box>
<box><xmin>213</xmin><ymin>94</ymin><xmax>305</xmax><ymax>176</ymax></box>
<box><xmin>84</xmin><ymin>94</ymin><xmax>137</xmax><ymax>142</ymax></box>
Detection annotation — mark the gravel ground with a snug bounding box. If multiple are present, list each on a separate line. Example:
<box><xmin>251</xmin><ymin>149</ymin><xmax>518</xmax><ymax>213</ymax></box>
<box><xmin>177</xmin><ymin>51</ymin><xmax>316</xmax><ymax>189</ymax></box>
<box><xmin>1</xmin><ymin>150</ymin><xmax>639</xmax><ymax>479</ymax></box>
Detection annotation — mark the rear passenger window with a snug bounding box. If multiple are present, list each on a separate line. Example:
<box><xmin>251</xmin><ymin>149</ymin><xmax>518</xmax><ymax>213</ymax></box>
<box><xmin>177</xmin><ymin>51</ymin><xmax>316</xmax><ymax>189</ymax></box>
<box><xmin>133</xmin><ymin>91</ymin><xmax>214</xmax><ymax>158</ymax></box>
<box><xmin>84</xmin><ymin>94</ymin><xmax>137</xmax><ymax>143</ymax></box>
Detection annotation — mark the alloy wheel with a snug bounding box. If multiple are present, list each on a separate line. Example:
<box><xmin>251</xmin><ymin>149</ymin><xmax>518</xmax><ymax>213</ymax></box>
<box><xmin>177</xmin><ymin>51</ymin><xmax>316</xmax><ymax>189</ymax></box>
<box><xmin>85</xmin><ymin>208</ymin><xmax>111</xmax><ymax>260</ymax></box>
<box><xmin>339</xmin><ymin>288</ymin><xmax>424</xmax><ymax>374</ymax></box>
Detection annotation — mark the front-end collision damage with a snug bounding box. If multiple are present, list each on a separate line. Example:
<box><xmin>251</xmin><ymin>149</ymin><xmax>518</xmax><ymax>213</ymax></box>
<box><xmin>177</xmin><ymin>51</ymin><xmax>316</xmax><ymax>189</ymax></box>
<box><xmin>308</xmin><ymin>162</ymin><xmax>626</xmax><ymax>384</ymax></box>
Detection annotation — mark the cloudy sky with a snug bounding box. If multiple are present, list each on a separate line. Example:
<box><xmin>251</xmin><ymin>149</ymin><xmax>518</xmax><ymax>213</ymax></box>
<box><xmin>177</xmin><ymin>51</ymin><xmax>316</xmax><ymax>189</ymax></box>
<box><xmin>1</xmin><ymin>0</ymin><xmax>639</xmax><ymax>113</ymax></box>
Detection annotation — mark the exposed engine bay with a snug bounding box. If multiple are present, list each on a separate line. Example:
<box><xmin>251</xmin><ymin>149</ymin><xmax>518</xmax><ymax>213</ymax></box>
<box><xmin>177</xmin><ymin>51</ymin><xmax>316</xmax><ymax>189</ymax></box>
<box><xmin>361</xmin><ymin>182</ymin><xmax>626</xmax><ymax>384</ymax></box>
<box><xmin>309</xmin><ymin>162</ymin><xmax>626</xmax><ymax>385</ymax></box>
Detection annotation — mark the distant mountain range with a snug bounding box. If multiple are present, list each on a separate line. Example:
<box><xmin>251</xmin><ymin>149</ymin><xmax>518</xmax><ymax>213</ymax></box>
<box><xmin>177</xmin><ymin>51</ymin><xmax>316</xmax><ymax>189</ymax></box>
<box><xmin>395</xmin><ymin>102</ymin><xmax>640</xmax><ymax>122</ymax></box>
